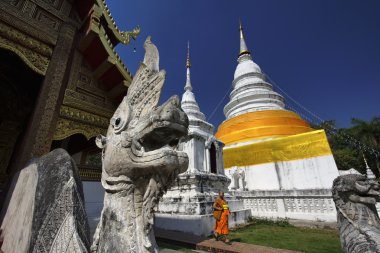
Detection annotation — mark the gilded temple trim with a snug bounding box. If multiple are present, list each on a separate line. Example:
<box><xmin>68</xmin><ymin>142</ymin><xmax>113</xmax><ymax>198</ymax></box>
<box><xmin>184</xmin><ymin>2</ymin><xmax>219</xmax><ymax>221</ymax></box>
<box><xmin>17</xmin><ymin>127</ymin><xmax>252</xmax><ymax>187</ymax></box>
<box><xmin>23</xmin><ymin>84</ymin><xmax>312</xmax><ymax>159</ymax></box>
<box><xmin>78</xmin><ymin>166</ymin><xmax>102</xmax><ymax>181</ymax></box>
<box><xmin>53</xmin><ymin>117</ymin><xmax>107</xmax><ymax>141</ymax></box>
<box><xmin>0</xmin><ymin>20</ymin><xmax>52</xmax><ymax>75</ymax></box>
<box><xmin>97</xmin><ymin>0</ymin><xmax>140</xmax><ymax>46</ymax></box>
<box><xmin>0</xmin><ymin>42</ymin><xmax>47</xmax><ymax>75</ymax></box>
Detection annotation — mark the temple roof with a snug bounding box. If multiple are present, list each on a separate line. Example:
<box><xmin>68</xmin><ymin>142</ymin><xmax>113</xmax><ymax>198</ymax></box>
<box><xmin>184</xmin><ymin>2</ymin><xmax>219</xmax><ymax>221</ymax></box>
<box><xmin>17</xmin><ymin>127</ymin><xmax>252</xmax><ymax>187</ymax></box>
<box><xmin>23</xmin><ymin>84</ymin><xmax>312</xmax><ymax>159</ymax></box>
<box><xmin>97</xmin><ymin>0</ymin><xmax>140</xmax><ymax>46</ymax></box>
<box><xmin>77</xmin><ymin>0</ymin><xmax>140</xmax><ymax>102</ymax></box>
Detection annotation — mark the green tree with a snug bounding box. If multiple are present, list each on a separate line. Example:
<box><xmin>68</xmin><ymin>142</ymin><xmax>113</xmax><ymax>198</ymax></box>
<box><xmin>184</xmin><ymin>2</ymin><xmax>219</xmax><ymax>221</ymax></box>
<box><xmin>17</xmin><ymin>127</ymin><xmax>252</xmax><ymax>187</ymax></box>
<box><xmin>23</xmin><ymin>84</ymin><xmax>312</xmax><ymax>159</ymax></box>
<box><xmin>348</xmin><ymin>117</ymin><xmax>380</xmax><ymax>174</ymax></box>
<box><xmin>332</xmin><ymin>148</ymin><xmax>364</xmax><ymax>174</ymax></box>
<box><xmin>316</xmin><ymin>118</ymin><xmax>380</xmax><ymax>176</ymax></box>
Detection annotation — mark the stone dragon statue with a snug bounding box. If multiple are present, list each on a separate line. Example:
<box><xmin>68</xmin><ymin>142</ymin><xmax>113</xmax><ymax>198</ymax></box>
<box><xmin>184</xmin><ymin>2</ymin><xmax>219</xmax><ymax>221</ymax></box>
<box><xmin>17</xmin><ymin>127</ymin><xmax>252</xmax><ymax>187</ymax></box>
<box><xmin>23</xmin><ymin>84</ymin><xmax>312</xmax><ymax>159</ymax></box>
<box><xmin>91</xmin><ymin>36</ymin><xmax>189</xmax><ymax>253</ymax></box>
<box><xmin>332</xmin><ymin>172</ymin><xmax>380</xmax><ymax>253</ymax></box>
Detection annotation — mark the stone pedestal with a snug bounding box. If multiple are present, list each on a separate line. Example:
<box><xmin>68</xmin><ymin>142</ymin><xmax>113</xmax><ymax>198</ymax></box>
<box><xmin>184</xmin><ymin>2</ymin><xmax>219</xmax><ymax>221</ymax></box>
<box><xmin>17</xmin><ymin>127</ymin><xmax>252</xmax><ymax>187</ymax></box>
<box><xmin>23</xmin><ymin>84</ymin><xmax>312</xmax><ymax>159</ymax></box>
<box><xmin>156</xmin><ymin>172</ymin><xmax>250</xmax><ymax>236</ymax></box>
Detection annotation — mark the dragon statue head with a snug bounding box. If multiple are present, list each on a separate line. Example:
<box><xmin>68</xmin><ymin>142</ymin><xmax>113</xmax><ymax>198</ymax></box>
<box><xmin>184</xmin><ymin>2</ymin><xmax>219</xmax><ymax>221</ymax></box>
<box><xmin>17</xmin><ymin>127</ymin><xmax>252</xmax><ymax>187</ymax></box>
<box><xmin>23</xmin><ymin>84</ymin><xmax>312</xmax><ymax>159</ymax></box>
<box><xmin>95</xmin><ymin>36</ymin><xmax>189</xmax><ymax>191</ymax></box>
<box><xmin>91</xmin><ymin>37</ymin><xmax>189</xmax><ymax>253</ymax></box>
<box><xmin>332</xmin><ymin>172</ymin><xmax>380</xmax><ymax>253</ymax></box>
<box><xmin>333</xmin><ymin>174</ymin><xmax>380</xmax><ymax>207</ymax></box>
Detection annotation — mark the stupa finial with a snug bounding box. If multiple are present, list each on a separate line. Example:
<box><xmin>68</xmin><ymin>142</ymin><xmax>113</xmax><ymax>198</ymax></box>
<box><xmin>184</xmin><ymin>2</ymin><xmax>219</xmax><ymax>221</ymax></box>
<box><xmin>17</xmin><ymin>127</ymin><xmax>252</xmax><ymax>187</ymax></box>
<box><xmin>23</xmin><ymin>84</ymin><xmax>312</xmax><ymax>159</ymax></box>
<box><xmin>239</xmin><ymin>20</ymin><xmax>250</xmax><ymax>57</ymax></box>
<box><xmin>186</xmin><ymin>40</ymin><xmax>191</xmax><ymax>68</ymax></box>
<box><xmin>363</xmin><ymin>153</ymin><xmax>376</xmax><ymax>180</ymax></box>
<box><xmin>239</xmin><ymin>19</ymin><xmax>243</xmax><ymax>39</ymax></box>
<box><xmin>185</xmin><ymin>41</ymin><xmax>192</xmax><ymax>91</ymax></box>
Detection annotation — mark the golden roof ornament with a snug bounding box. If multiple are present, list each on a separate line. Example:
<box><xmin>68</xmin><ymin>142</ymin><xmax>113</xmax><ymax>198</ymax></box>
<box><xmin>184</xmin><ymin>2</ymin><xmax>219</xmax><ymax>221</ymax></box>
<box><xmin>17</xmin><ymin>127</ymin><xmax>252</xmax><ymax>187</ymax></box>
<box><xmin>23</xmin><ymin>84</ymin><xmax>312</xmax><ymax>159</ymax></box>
<box><xmin>239</xmin><ymin>20</ymin><xmax>244</xmax><ymax>40</ymax></box>
<box><xmin>185</xmin><ymin>41</ymin><xmax>192</xmax><ymax>91</ymax></box>
<box><xmin>186</xmin><ymin>40</ymin><xmax>191</xmax><ymax>68</ymax></box>
<box><xmin>239</xmin><ymin>20</ymin><xmax>251</xmax><ymax>57</ymax></box>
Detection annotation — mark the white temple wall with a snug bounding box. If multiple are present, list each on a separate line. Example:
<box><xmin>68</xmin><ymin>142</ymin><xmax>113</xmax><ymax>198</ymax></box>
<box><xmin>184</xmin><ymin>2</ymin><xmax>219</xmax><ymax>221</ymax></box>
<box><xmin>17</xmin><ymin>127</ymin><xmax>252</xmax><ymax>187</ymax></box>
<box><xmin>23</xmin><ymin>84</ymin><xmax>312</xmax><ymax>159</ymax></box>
<box><xmin>155</xmin><ymin>209</ymin><xmax>251</xmax><ymax>236</ymax></box>
<box><xmin>276</xmin><ymin>155</ymin><xmax>339</xmax><ymax>190</ymax></box>
<box><xmin>194</xmin><ymin>137</ymin><xmax>205</xmax><ymax>171</ymax></box>
<box><xmin>181</xmin><ymin>139</ymin><xmax>196</xmax><ymax>172</ymax></box>
<box><xmin>227</xmin><ymin>164</ymin><xmax>280</xmax><ymax>190</ymax></box>
<box><xmin>226</xmin><ymin>154</ymin><xmax>339</xmax><ymax>191</ymax></box>
<box><xmin>82</xmin><ymin>181</ymin><xmax>104</xmax><ymax>237</ymax></box>
<box><xmin>181</xmin><ymin>136</ymin><xmax>210</xmax><ymax>172</ymax></box>
<box><xmin>226</xmin><ymin>154</ymin><xmax>340</xmax><ymax>222</ymax></box>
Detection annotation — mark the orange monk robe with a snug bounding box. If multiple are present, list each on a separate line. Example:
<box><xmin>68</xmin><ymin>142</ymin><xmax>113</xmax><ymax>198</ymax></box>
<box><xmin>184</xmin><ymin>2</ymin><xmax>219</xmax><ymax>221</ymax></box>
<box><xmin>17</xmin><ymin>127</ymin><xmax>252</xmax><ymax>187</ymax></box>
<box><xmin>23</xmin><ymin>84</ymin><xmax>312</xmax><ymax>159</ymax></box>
<box><xmin>213</xmin><ymin>197</ymin><xmax>230</xmax><ymax>235</ymax></box>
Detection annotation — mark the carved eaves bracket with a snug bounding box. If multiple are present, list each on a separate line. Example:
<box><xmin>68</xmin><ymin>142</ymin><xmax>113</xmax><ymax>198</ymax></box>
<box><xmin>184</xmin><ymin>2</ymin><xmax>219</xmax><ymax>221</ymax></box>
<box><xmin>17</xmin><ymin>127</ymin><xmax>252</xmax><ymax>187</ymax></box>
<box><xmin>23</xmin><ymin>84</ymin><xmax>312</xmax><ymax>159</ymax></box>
<box><xmin>77</xmin><ymin>2</ymin><xmax>139</xmax><ymax>95</ymax></box>
<box><xmin>53</xmin><ymin>105</ymin><xmax>109</xmax><ymax>141</ymax></box>
<box><xmin>0</xmin><ymin>20</ymin><xmax>52</xmax><ymax>75</ymax></box>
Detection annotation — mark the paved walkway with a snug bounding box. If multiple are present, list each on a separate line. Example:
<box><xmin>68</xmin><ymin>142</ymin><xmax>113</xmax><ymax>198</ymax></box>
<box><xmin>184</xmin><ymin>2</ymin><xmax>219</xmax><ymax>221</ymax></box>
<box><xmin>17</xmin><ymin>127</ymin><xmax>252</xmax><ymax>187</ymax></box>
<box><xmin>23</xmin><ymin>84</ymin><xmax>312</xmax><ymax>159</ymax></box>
<box><xmin>196</xmin><ymin>238</ymin><xmax>301</xmax><ymax>253</ymax></box>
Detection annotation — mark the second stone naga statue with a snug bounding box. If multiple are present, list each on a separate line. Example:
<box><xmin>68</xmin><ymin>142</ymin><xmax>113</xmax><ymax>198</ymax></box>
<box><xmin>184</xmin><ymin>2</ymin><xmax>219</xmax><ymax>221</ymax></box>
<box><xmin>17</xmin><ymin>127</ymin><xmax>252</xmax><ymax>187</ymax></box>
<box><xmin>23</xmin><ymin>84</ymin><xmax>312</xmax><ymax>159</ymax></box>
<box><xmin>91</xmin><ymin>37</ymin><xmax>189</xmax><ymax>253</ymax></box>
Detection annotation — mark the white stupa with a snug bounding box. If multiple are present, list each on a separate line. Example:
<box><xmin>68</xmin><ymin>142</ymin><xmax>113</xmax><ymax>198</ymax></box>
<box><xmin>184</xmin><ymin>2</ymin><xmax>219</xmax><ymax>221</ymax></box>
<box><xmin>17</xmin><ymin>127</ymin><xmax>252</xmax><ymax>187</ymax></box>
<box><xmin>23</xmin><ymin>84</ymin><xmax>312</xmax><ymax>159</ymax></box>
<box><xmin>224</xmin><ymin>25</ymin><xmax>285</xmax><ymax>119</ymax></box>
<box><xmin>155</xmin><ymin>43</ymin><xmax>250</xmax><ymax>236</ymax></box>
<box><xmin>180</xmin><ymin>42</ymin><xmax>223</xmax><ymax>173</ymax></box>
<box><xmin>215</xmin><ymin>22</ymin><xmax>340</xmax><ymax>222</ymax></box>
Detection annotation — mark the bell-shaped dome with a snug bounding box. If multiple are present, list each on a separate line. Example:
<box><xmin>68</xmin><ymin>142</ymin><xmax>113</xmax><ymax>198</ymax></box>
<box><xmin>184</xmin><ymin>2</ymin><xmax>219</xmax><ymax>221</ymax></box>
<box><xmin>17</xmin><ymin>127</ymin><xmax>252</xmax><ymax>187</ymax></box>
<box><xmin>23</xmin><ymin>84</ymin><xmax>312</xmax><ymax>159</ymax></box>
<box><xmin>224</xmin><ymin>23</ymin><xmax>285</xmax><ymax>120</ymax></box>
<box><xmin>216</xmin><ymin>22</ymin><xmax>312</xmax><ymax>146</ymax></box>
<box><xmin>234</xmin><ymin>55</ymin><xmax>262</xmax><ymax>79</ymax></box>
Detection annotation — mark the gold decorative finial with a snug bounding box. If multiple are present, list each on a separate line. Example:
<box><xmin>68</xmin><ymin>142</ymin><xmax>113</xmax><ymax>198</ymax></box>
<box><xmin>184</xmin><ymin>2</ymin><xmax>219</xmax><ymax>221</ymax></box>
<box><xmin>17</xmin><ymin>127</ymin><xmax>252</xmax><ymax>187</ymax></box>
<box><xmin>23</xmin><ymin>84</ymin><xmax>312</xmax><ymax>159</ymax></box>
<box><xmin>186</xmin><ymin>40</ymin><xmax>191</xmax><ymax>68</ymax></box>
<box><xmin>239</xmin><ymin>19</ymin><xmax>244</xmax><ymax>40</ymax></box>
<box><xmin>239</xmin><ymin>20</ymin><xmax>250</xmax><ymax>56</ymax></box>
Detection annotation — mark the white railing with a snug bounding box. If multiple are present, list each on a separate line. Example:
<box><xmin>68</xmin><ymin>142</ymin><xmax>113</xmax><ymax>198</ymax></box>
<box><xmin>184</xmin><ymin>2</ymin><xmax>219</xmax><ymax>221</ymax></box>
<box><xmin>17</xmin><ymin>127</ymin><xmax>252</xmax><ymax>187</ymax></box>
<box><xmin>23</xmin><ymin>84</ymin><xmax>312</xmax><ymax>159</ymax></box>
<box><xmin>231</xmin><ymin>189</ymin><xmax>337</xmax><ymax>222</ymax></box>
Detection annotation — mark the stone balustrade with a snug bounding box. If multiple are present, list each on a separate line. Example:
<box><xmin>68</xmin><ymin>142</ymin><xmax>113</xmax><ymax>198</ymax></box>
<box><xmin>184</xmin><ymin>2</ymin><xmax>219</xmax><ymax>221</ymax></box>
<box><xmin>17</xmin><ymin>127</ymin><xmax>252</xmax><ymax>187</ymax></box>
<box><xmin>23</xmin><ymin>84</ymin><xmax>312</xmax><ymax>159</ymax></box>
<box><xmin>231</xmin><ymin>189</ymin><xmax>337</xmax><ymax>222</ymax></box>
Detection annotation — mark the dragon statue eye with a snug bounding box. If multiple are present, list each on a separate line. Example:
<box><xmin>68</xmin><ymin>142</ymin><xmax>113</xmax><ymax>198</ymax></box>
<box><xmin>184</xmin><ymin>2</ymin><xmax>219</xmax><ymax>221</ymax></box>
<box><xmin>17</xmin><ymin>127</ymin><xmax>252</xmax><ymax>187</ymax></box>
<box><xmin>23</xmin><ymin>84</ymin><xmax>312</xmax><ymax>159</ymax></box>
<box><xmin>111</xmin><ymin>117</ymin><xmax>126</xmax><ymax>133</ymax></box>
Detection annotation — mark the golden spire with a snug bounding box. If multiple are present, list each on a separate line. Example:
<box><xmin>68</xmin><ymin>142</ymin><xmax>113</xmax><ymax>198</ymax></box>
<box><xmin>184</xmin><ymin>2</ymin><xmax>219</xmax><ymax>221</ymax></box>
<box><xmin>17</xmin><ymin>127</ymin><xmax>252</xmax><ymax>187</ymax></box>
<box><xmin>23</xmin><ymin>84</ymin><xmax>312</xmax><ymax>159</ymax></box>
<box><xmin>239</xmin><ymin>20</ymin><xmax>244</xmax><ymax>40</ymax></box>
<box><xmin>239</xmin><ymin>20</ymin><xmax>250</xmax><ymax>56</ymax></box>
<box><xmin>186</xmin><ymin>40</ymin><xmax>191</xmax><ymax>68</ymax></box>
<box><xmin>185</xmin><ymin>41</ymin><xmax>192</xmax><ymax>91</ymax></box>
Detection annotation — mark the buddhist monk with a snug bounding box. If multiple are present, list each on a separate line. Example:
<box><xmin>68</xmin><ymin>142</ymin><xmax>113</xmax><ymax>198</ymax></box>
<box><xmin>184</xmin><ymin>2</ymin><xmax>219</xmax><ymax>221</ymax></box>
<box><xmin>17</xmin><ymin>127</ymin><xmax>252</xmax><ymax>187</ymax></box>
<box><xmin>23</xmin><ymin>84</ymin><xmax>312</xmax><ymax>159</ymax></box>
<box><xmin>213</xmin><ymin>191</ymin><xmax>231</xmax><ymax>244</ymax></box>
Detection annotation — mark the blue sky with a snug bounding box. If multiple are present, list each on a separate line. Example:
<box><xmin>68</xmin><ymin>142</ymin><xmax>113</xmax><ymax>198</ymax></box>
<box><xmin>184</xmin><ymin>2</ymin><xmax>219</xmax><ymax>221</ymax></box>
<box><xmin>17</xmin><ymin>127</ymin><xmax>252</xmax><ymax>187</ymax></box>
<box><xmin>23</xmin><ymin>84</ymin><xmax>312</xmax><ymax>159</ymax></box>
<box><xmin>107</xmin><ymin>0</ymin><xmax>380</xmax><ymax>130</ymax></box>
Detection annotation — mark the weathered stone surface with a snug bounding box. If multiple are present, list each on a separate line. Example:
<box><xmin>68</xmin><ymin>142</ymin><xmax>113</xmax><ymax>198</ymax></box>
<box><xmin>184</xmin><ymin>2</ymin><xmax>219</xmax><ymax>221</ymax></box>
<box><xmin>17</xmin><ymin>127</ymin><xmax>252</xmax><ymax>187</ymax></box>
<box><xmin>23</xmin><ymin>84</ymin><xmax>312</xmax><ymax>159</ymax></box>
<box><xmin>332</xmin><ymin>172</ymin><xmax>380</xmax><ymax>253</ymax></box>
<box><xmin>91</xmin><ymin>37</ymin><xmax>189</xmax><ymax>253</ymax></box>
<box><xmin>0</xmin><ymin>148</ymin><xmax>90</xmax><ymax>253</ymax></box>
<box><xmin>156</xmin><ymin>172</ymin><xmax>251</xmax><ymax>236</ymax></box>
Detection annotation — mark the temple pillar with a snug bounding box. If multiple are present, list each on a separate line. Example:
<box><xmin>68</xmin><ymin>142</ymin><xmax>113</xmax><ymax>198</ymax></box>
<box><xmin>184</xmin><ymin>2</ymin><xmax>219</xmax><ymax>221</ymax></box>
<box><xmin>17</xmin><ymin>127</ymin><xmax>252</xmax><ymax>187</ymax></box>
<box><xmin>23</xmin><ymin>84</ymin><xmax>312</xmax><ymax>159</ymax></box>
<box><xmin>205</xmin><ymin>148</ymin><xmax>211</xmax><ymax>173</ymax></box>
<box><xmin>14</xmin><ymin>23</ymin><xmax>76</xmax><ymax>171</ymax></box>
